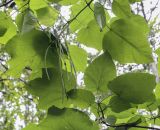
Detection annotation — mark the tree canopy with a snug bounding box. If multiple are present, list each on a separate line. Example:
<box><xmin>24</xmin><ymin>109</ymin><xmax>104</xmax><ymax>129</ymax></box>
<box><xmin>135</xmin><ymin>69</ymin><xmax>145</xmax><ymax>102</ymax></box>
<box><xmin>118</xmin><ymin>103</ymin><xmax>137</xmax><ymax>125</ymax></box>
<box><xmin>0</xmin><ymin>0</ymin><xmax>160</xmax><ymax>130</ymax></box>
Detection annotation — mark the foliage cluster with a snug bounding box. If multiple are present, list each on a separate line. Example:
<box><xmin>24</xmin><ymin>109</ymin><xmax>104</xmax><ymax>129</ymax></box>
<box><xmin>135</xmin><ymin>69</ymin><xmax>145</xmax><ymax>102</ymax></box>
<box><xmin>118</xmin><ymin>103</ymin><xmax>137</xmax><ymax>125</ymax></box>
<box><xmin>0</xmin><ymin>0</ymin><xmax>160</xmax><ymax>129</ymax></box>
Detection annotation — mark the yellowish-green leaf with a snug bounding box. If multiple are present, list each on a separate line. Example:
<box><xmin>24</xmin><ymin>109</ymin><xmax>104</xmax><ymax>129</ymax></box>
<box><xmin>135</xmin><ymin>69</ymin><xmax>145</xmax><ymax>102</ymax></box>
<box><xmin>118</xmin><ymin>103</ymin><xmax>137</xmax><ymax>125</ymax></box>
<box><xmin>84</xmin><ymin>52</ymin><xmax>116</xmax><ymax>93</ymax></box>
<box><xmin>36</xmin><ymin>7</ymin><xmax>58</xmax><ymax>26</ymax></box>
<box><xmin>77</xmin><ymin>20</ymin><xmax>106</xmax><ymax>50</ymax></box>
<box><xmin>0</xmin><ymin>12</ymin><xmax>17</xmax><ymax>44</ymax></box>
<box><xmin>5</xmin><ymin>30</ymin><xmax>59</xmax><ymax>79</ymax></box>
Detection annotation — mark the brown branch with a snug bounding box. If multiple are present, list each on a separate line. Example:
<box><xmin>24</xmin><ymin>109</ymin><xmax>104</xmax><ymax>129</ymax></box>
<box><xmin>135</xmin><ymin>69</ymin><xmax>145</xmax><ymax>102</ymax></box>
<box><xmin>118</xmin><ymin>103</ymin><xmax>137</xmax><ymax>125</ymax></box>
<box><xmin>102</xmin><ymin>121</ymin><xmax>160</xmax><ymax>130</ymax></box>
<box><xmin>148</xmin><ymin>0</ymin><xmax>159</xmax><ymax>21</ymax></box>
<box><xmin>68</xmin><ymin>0</ymin><xmax>93</xmax><ymax>24</ymax></box>
<box><xmin>0</xmin><ymin>0</ymin><xmax>13</xmax><ymax>8</ymax></box>
<box><xmin>58</xmin><ymin>0</ymin><xmax>94</xmax><ymax>37</ymax></box>
<box><xmin>140</xmin><ymin>1</ymin><xmax>147</xmax><ymax>22</ymax></box>
<box><xmin>84</xmin><ymin>0</ymin><xmax>93</xmax><ymax>12</ymax></box>
<box><xmin>97</xmin><ymin>103</ymin><xmax>160</xmax><ymax>130</ymax></box>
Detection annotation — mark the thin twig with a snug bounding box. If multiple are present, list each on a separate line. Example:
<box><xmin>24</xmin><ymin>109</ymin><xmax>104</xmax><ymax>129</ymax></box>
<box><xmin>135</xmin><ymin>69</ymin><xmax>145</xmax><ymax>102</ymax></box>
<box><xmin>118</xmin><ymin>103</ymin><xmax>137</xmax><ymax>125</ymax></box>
<box><xmin>58</xmin><ymin>0</ymin><xmax>94</xmax><ymax>37</ymax></box>
<box><xmin>84</xmin><ymin>0</ymin><xmax>94</xmax><ymax>12</ymax></box>
<box><xmin>0</xmin><ymin>0</ymin><xmax>13</xmax><ymax>8</ymax></box>
<box><xmin>148</xmin><ymin>0</ymin><xmax>159</xmax><ymax>21</ymax></box>
<box><xmin>102</xmin><ymin>121</ymin><xmax>160</xmax><ymax>130</ymax></box>
<box><xmin>140</xmin><ymin>1</ymin><xmax>147</xmax><ymax>22</ymax></box>
<box><xmin>98</xmin><ymin>102</ymin><xmax>160</xmax><ymax>130</ymax></box>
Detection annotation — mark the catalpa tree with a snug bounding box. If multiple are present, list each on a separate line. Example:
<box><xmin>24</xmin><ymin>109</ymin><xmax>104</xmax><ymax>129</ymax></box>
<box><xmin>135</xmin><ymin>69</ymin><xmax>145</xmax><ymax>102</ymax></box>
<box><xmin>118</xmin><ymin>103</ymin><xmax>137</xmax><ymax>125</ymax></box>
<box><xmin>0</xmin><ymin>0</ymin><xmax>160</xmax><ymax>130</ymax></box>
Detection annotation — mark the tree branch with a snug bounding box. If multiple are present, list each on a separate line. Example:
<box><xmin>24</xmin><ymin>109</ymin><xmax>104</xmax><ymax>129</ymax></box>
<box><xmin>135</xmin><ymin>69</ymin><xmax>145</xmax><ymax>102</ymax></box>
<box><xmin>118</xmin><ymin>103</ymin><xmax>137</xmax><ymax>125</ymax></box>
<box><xmin>148</xmin><ymin>0</ymin><xmax>159</xmax><ymax>21</ymax></box>
<box><xmin>58</xmin><ymin>0</ymin><xmax>94</xmax><ymax>37</ymax></box>
<box><xmin>102</xmin><ymin>121</ymin><xmax>160</xmax><ymax>130</ymax></box>
<box><xmin>84</xmin><ymin>0</ymin><xmax>94</xmax><ymax>12</ymax></box>
<box><xmin>140</xmin><ymin>1</ymin><xmax>147</xmax><ymax>22</ymax></box>
<box><xmin>97</xmin><ymin>103</ymin><xmax>160</xmax><ymax>130</ymax></box>
<box><xmin>0</xmin><ymin>0</ymin><xmax>13</xmax><ymax>8</ymax></box>
<box><xmin>68</xmin><ymin>0</ymin><xmax>94</xmax><ymax>24</ymax></box>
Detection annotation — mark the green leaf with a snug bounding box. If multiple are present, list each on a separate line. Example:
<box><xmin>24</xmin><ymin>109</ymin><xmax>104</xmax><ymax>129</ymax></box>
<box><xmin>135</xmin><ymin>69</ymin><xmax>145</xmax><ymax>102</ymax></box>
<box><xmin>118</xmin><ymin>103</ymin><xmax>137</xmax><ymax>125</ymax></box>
<box><xmin>94</xmin><ymin>2</ymin><xmax>106</xmax><ymax>30</ymax></box>
<box><xmin>0</xmin><ymin>12</ymin><xmax>17</xmax><ymax>44</ymax></box>
<box><xmin>112</xmin><ymin>0</ymin><xmax>132</xmax><ymax>18</ymax></box>
<box><xmin>47</xmin><ymin>0</ymin><xmax>79</xmax><ymax>5</ymax></box>
<box><xmin>108</xmin><ymin>73</ymin><xmax>156</xmax><ymax>104</ymax></box>
<box><xmin>14</xmin><ymin>0</ymin><xmax>29</xmax><ymax>10</ymax></box>
<box><xmin>109</xmin><ymin>96</ymin><xmax>132</xmax><ymax>113</ymax></box>
<box><xmin>70</xmin><ymin>1</ymin><xmax>94</xmax><ymax>31</ymax></box>
<box><xmin>77</xmin><ymin>20</ymin><xmax>106</xmax><ymax>50</ymax></box>
<box><xmin>16</xmin><ymin>9</ymin><xmax>37</xmax><ymax>34</ymax></box>
<box><xmin>106</xmin><ymin>115</ymin><xmax>117</xmax><ymax>125</ymax></box>
<box><xmin>155</xmin><ymin>84</ymin><xmax>160</xmax><ymax>100</ymax></box>
<box><xmin>105</xmin><ymin>107</ymin><xmax>136</xmax><ymax>119</ymax></box>
<box><xmin>129</xmin><ymin>0</ymin><xmax>142</xmax><ymax>3</ymax></box>
<box><xmin>67</xmin><ymin>45</ymin><xmax>87</xmax><ymax>72</ymax></box>
<box><xmin>23</xmin><ymin>106</ymin><xmax>99</xmax><ymax>130</ymax></box>
<box><xmin>127</xmin><ymin>116</ymin><xmax>149</xmax><ymax>130</ymax></box>
<box><xmin>5</xmin><ymin>30</ymin><xmax>59</xmax><ymax>79</ymax></box>
<box><xmin>0</xmin><ymin>26</ymin><xmax>7</xmax><ymax>36</ymax></box>
<box><xmin>67</xmin><ymin>89</ymin><xmax>95</xmax><ymax>108</ymax></box>
<box><xmin>27</xmin><ymin>68</ymin><xmax>76</xmax><ymax>109</ymax></box>
<box><xmin>30</xmin><ymin>0</ymin><xmax>48</xmax><ymax>10</ymax></box>
<box><xmin>127</xmin><ymin>115</ymin><xmax>143</xmax><ymax>125</ymax></box>
<box><xmin>103</xmin><ymin>15</ymin><xmax>153</xmax><ymax>63</ymax></box>
<box><xmin>155</xmin><ymin>49</ymin><xmax>160</xmax><ymax>76</ymax></box>
<box><xmin>36</xmin><ymin>7</ymin><xmax>58</xmax><ymax>26</ymax></box>
<box><xmin>84</xmin><ymin>52</ymin><xmax>116</xmax><ymax>93</ymax></box>
<box><xmin>148</xmin><ymin>118</ymin><xmax>160</xmax><ymax>126</ymax></box>
<box><xmin>128</xmin><ymin>123</ymin><xmax>148</xmax><ymax>130</ymax></box>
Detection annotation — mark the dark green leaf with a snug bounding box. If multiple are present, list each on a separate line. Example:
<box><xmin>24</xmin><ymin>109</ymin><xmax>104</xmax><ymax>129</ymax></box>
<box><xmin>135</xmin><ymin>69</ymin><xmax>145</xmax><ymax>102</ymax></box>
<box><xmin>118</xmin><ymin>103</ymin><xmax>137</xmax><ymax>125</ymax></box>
<box><xmin>108</xmin><ymin>73</ymin><xmax>156</xmax><ymax>104</ymax></box>
<box><xmin>109</xmin><ymin>96</ymin><xmax>132</xmax><ymax>113</ymax></box>
<box><xmin>23</xmin><ymin>106</ymin><xmax>99</xmax><ymax>130</ymax></box>
<box><xmin>103</xmin><ymin>15</ymin><xmax>153</xmax><ymax>63</ymax></box>
<box><xmin>67</xmin><ymin>89</ymin><xmax>95</xmax><ymax>108</ymax></box>
<box><xmin>0</xmin><ymin>26</ymin><xmax>7</xmax><ymax>36</ymax></box>
<box><xmin>106</xmin><ymin>115</ymin><xmax>117</xmax><ymax>125</ymax></box>
<box><xmin>94</xmin><ymin>2</ymin><xmax>106</xmax><ymax>30</ymax></box>
<box><xmin>27</xmin><ymin>68</ymin><xmax>76</xmax><ymax>109</ymax></box>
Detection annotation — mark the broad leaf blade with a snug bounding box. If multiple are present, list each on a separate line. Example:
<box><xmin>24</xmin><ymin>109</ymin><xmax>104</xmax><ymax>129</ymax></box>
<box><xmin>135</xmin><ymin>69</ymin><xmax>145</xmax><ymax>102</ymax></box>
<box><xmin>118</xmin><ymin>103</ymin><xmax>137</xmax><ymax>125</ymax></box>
<box><xmin>67</xmin><ymin>45</ymin><xmax>87</xmax><ymax>72</ymax></box>
<box><xmin>16</xmin><ymin>9</ymin><xmax>37</xmax><ymax>34</ymax></box>
<box><xmin>70</xmin><ymin>1</ymin><xmax>94</xmax><ymax>31</ymax></box>
<box><xmin>67</xmin><ymin>89</ymin><xmax>95</xmax><ymax>108</ymax></box>
<box><xmin>84</xmin><ymin>52</ymin><xmax>116</xmax><ymax>93</ymax></box>
<box><xmin>23</xmin><ymin>106</ymin><xmax>99</xmax><ymax>130</ymax></box>
<box><xmin>103</xmin><ymin>15</ymin><xmax>153</xmax><ymax>63</ymax></box>
<box><xmin>77</xmin><ymin>20</ymin><xmax>106</xmax><ymax>50</ymax></box>
<box><xmin>36</xmin><ymin>7</ymin><xmax>58</xmax><ymax>26</ymax></box>
<box><xmin>5</xmin><ymin>30</ymin><xmax>59</xmax><ymax>79</ymax></box>
<box><xmin>27</xmin><ymin>68</ymin><xmax>76</xmax><ymax>109</ymax></box>
<box><xmin>108</xmin><ymin>73</ymin><xmax>156</xmax><ymax>104</ymax></box>
<box><xmin>112</xmin><ymin>0</ymin><xmax>132</xmax><ymax>18</ymax></box>
<box><xmin>0</xmin><ymin>12</ymin><xmax>17</xmax><ymax>44</ymax></box>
